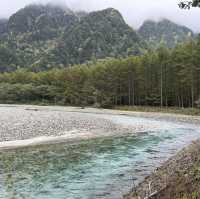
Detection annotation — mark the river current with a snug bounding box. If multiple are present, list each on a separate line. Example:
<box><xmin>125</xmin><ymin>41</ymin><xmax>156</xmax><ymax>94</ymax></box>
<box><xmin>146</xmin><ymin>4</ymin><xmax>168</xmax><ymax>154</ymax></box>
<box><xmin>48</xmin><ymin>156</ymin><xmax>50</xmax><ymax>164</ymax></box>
<box><xmin>0</xmin><ymin>116</ymin><xmax>199</xmax><ymax>199</ymax></box>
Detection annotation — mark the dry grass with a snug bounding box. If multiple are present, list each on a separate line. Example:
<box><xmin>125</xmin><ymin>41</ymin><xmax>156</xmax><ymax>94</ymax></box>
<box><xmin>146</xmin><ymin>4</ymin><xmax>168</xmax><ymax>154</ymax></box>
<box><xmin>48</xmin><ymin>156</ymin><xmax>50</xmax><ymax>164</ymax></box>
<box><xmin>124</xmin><ymin>140</ymin><xmax>200</xmax><ymax>199</ymax></box>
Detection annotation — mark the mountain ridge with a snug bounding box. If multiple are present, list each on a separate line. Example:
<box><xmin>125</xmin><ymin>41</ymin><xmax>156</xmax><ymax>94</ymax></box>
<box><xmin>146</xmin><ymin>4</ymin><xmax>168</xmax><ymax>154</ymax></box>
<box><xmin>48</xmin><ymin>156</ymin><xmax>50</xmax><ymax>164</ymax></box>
<box><xmin>0</xmin><ymin>5</ymin><xmax>146</xmax><ymax>71</ymax></box>
<box><xmin>0</xmin><ymin>4</ymin><xmax>194</xmax><ymax>71</ymax></box>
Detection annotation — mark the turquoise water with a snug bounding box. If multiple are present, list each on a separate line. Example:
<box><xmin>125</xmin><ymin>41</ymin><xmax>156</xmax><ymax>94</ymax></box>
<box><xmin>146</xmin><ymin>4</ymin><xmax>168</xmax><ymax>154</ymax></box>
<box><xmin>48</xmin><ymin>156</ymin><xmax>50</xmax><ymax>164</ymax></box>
<box><xmin>0</xmin><ymin>127</ymin><xmax>200</xmax><ymax>199</ymax></box>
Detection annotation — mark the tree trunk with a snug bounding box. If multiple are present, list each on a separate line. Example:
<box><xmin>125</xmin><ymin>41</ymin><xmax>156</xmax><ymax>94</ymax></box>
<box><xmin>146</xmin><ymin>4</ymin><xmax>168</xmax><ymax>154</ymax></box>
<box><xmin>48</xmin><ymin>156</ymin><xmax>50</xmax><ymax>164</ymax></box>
<box><xmin>160</xmin><ymin>64</ymin><xmax>163</xmax><ymax>108</ymax></box>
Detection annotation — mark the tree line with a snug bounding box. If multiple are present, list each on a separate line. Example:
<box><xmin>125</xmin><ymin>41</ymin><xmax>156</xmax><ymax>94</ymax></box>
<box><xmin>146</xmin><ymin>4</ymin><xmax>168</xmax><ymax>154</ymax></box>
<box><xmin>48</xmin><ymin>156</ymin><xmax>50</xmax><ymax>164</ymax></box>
<box><xmin>0</xmin><ymin>37</ymin><xmax>199</xmax><ymax>108</ymax></box>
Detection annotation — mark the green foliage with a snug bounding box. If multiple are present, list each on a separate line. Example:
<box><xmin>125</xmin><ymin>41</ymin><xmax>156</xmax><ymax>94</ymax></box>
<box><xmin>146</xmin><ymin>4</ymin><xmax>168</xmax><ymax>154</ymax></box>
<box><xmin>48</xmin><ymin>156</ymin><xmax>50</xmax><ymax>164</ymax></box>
<box><xmin>0</xmin><ymin>4</ymin><xmax>199</xmax><ymax>108</ymax></box>
<box><xmin>0</xmin><ymin>45</ymin><xmax>18</xmax><ymax>72</ymax></box>
<box><xmin>0</xmin><ymin>37</ymin><xmax>199</xmax><ymax>108</ymax></box>
<box><xmin>0</xmin><ymin>83</ymin><xmax>62</xmax><ymax>104</ymax></box>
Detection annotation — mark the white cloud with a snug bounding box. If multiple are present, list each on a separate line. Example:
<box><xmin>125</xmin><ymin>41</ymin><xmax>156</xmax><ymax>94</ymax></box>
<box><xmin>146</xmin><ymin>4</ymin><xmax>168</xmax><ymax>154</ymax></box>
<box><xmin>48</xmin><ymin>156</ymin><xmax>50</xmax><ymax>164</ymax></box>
<box><xmin>0</xmin><ymin>0</ymin><xmax>200</xmax><ymax>32</ymax></box>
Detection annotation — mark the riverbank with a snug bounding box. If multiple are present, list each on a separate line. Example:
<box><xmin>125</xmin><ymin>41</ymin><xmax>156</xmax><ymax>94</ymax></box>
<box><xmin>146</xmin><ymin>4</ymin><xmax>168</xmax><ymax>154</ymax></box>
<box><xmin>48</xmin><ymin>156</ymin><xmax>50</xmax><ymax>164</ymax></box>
<box><xmin>115</xmin><ymin>106</ymin><xmax>200</xmax><ymax>116</ymax></box>
<box><xmin>124</xmin><ymin>140</ymin><xmax>200</xmax><ymax>199</ymax></box>
<box><xmin>0</xmin><ymin>104</ymin><xmax>200</xmax><ymax>150</ymax></box>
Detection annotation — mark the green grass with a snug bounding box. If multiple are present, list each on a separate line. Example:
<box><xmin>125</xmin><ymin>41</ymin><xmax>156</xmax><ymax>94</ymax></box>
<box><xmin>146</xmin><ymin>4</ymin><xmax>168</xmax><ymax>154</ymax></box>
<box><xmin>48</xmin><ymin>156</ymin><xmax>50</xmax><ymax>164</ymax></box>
<box><xmin>114</xmin><ymin>106</ymin><xmax>200</xmax><ymax>116</ymax></box>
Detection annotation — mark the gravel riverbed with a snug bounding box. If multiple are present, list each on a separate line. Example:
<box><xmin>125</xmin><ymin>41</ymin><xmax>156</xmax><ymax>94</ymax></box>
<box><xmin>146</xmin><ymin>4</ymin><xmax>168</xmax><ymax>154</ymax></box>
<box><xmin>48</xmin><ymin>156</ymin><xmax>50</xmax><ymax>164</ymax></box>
<box><xmin>0</xmin><ymin>105</ymin><xmax>120</xmax><ymax>142</ymax></box>
<box><xmin>0</xmin><ymin>105</ymin><xmax>200</xmax><ymax>148</ymax></box>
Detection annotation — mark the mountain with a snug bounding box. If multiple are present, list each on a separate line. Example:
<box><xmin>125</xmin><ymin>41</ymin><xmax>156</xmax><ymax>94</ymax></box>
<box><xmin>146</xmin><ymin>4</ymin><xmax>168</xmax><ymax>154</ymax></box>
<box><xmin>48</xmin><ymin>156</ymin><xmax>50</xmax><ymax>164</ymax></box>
<box><xmin>45</xmin><ymin>8</ymin><xmax>145</xmax><ymax>66</ymax></box>
<box><xmin>0</xmin><ymin>5</ymin><xmax>195</xmax><ymax>72</ymax></box>
<box><xmin>7</xmin><ymin>4</ymin><xmax>78</xmax><ymax>41</ymax></box>
<box><xmin>0</xmin><ymin>5</ymin><xmax>146</xmax><ymax>71</ymax></box>
<box><xmin>139</xmin><ymin>19</ymin><xmax>194</xmax><ymax>48</ymax></box>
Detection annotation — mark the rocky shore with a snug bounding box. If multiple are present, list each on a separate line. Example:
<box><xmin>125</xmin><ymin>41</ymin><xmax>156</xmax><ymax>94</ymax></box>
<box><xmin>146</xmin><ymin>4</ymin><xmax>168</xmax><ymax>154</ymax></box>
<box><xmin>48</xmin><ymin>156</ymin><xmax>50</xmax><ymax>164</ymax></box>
<box><xmin>124</xmin><ymin>140</ymin><xmax>200</xmax><ymax>199</ymax></box>
<box><xmin>0</xmin><ymin>104</ymin><xmax>200</xmax><ymax>150</ymax></box>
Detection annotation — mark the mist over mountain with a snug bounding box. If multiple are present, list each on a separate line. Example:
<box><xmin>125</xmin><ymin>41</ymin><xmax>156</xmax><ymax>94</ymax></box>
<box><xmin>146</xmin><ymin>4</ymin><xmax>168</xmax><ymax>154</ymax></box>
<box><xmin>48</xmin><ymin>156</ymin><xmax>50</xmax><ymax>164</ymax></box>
<box><xmin>0</xmin><ymin>19</ymin><xmax>8</xmax><ymax>36</ymax></box>
<box><xmin>0</xmin><ymin>4</ymin><xmax>194</xmax><ymax>71</ymax></box>
<box><xmin>1</xmin><ymin>0</ymin><xmax>200</xmax><ymax>33</ymax></box>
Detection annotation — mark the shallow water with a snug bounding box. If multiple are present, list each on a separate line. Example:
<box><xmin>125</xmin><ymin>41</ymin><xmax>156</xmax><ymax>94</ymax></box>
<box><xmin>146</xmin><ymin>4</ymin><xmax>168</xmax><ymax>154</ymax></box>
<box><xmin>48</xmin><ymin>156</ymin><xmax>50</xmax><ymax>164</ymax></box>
<box><xmin>0</xmin><ymin>125</ymin><xmax>200</xmax><ymax>199</ymax></box>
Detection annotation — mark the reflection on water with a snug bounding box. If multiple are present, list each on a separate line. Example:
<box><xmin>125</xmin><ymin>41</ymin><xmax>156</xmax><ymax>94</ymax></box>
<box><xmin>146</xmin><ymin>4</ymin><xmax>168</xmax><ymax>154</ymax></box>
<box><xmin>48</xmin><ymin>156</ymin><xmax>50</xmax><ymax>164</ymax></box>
<box><xmin>0</xmin><ymin>127</ymin><xmax>200</xmax><ymax>199</ymax></box>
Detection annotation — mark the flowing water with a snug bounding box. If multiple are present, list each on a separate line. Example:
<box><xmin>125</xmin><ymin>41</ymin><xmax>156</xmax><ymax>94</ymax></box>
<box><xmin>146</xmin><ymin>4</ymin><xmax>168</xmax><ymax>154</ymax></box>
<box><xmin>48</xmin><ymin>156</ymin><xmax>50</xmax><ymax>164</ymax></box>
<box><xmin>0</xmin><ymin>117</ymin><xmax>200</xmax><ymax>199</ymax></box>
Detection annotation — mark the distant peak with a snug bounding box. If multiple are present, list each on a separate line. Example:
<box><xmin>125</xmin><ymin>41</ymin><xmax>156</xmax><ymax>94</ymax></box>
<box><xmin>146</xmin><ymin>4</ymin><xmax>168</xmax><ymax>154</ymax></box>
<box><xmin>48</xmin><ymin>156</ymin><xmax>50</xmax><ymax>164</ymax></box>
<box><xmin>88</xmin><ymin>7</ymin><xmax>125</xmax><ymax>23</ymax></box>
<box><xmin>142</xmin><ymin>18</ymin><xmax>173</xmax><ymax>25</ymax></box>
<box><xmin>139</xmin><ymin>17</ymin><xmax>194</xmax><ymax>49</ymax></box>
<box><xmin>104</xmin><ymin>7</ymin><xmax>119</xmax><ymax>12</ymax></box>
<box><xmin>141</xmin><ymin>18</ymin><xmax>192</xmax><ymax>30</ymax></box>
<box><xmin>158</xmin><ymin>18</ymin><xmax>175</xmax><ymax>24</ymax></box>
<box><xmin>102</xmin><ymin>8</ymin><xmax>122</xmax><ymax>16</ymax></box>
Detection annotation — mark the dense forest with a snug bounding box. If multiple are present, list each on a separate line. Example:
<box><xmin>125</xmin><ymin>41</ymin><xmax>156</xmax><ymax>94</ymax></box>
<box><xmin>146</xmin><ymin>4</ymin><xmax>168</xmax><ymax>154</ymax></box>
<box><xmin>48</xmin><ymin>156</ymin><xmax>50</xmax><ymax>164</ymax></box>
<box><xmin>0</xmin><ymin>4</ymin><xmax>199</xmax><ymax>108</ymax></box>
<box><xmin>0</xmin><ymin>37</ymin><xmax>199</xmax><ymax>108</ymax></box>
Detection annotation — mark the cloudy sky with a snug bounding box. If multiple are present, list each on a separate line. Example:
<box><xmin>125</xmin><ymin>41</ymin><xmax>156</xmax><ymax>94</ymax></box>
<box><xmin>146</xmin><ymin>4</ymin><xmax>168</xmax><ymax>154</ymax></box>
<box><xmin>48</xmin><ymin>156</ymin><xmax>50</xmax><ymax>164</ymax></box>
<box><xmin>0</xmin><ymin>0</ymin><xmax>200</xmax><ymax>32</ymax></box>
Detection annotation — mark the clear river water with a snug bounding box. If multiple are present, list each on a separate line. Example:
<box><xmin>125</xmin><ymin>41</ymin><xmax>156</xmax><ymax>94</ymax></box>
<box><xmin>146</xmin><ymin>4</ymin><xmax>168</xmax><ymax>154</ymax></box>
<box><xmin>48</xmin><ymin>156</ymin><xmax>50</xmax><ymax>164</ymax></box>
<box><xmin>0</xmin><ymin>116</ymin><xmax>200</xmax><ymax>199</ymax></box>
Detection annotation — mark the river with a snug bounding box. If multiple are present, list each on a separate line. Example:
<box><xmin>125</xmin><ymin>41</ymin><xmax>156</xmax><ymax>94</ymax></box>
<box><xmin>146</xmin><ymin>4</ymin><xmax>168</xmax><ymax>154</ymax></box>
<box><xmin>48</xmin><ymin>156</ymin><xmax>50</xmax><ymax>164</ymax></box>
<box><xmin>0</xmin><ymin>113</ymin><xmax>200</xmax><ymax>199</ymax></box>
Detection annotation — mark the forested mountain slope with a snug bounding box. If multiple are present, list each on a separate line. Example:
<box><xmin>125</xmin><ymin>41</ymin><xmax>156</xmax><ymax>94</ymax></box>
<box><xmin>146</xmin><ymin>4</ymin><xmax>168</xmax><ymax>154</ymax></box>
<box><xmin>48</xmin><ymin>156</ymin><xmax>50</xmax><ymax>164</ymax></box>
<box><xmin>0</xmin><ymin>4</ymin><xmax>145</xmax><ymax>71</ymax></box>
<box><xmin>7</xmin><ymin>4</ymin><xmax>77</xmax><ymax>40</ymax></box>
<box><xmin>47</xmin><ymin>8</ymin><xmax>145</xmax><ymax>66</ymax></box>
<box><xmin>139</xmin><ymin>19</ymin><xmax>194</xmax><ymax>48</ymax></box>
<box><xmin>0</xmin><ymin>4</ymin><xmax>196</xmax><ymax>72</ymax></box>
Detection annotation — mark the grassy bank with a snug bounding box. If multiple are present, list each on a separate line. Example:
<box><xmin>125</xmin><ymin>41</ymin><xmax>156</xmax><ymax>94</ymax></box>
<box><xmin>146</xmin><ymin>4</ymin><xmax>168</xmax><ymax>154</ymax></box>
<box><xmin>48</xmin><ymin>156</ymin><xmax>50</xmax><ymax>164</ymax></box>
<box><xmin>114</xmin><ymin>106</ymin><xmax>200</xmax><ymax>116</ymax></box>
